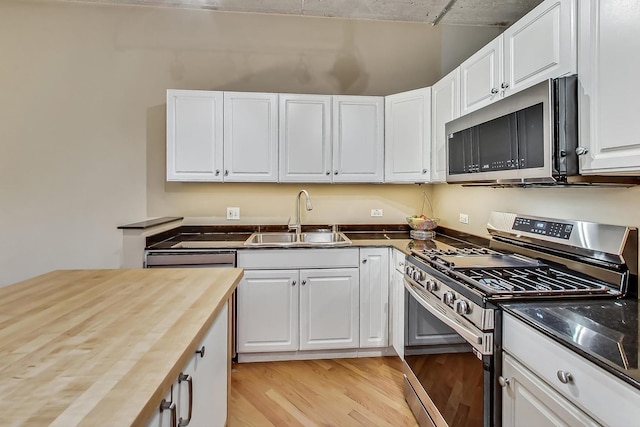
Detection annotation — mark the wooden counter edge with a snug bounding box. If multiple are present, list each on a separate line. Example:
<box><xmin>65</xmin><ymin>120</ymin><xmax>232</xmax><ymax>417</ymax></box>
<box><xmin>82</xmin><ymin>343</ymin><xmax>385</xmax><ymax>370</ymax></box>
<box><xmin>132</xmin><ymin>268</ymin><xmax>243</xmax><ymax>426</ymax></box>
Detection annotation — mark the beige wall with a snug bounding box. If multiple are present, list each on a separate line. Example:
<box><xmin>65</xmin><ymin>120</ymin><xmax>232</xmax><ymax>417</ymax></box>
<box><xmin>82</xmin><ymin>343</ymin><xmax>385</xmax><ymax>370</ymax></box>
<box><xmin>1</xmin><ymin>1</ymin><xmax>477</xmax><ymax>287</ymax></box>
<box><xmin>432</xmin><ymin>184</ymin><xmax>640</xmax><ymax>237</ymax></box>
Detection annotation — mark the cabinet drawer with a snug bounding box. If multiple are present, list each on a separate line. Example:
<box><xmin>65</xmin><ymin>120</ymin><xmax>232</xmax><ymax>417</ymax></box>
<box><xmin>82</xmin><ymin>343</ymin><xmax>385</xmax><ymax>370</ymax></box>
<box><xmin>237</xmin><ymin>248</ymin><xmax>359</xmax><ymax>269</ymax></box>
<box><xmin>391</xmin><ymin>248</ymin><xmax>406</xmax><ymax>272</ymax></box>
<box><xmin>503</xmin><ymin>313</ymin><xmax>640</xmax><ymax>426</ymax></box>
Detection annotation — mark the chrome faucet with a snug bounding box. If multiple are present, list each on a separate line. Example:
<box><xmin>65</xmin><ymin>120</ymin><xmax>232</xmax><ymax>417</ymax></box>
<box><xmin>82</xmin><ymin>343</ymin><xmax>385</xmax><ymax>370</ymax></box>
<box><xmin>289</xmin><ymin>189</ymin><xmax>313</xmax><ymax>234</ymax></box>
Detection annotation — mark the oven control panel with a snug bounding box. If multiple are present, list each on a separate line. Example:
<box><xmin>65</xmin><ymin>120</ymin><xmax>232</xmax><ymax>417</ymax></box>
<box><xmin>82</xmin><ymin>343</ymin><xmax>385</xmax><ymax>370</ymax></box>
<box><xmin>404</xmin><ymin>260</ymin><xmax>493</xmax><ymax>330</ymax></box>
<box><xmin>513</xmin><ymin>216</ymin><xmax>573</xmax><ymax>240</ymax></box>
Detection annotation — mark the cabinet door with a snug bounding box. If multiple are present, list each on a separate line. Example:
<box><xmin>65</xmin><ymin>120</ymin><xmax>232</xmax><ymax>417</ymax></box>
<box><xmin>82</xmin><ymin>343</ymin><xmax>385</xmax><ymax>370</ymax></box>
<box><xmin>299</xmin><ymin>268</ymin><xmax>359</xmax><ymax>350</ymax></box>
<box><xmin>237</xmin><ymin>270</ymin><xmax>299</xmax><ymax>352</ymax></box>
<box><xmin>279</xmin><ymin>94</ymin><xmax>332</xmax><ymax>182</ymax></box>
<box><xmin>181</xmin><ymin>302</ymin><xmax>229</xmax><ymax>427</ymax></box>
<box><xmin>578</xmin><ymin>0</ymin><xmax>640</xmax><ymax>174</ymax></box>
<box><xmin>390</xmin><ymin>268</ymin><xmax>405</xmax><ymax>359</ymax></box>
<box><xmin>332</xmin><ymin>96</ymin><xmax>384</xmax><ymax>183</ymax></box>
<box><xmin>384</xmin><ymin>88</ymin><xmax>431</xmax><ymax>182</ymax></box>
<box><xmin>167</xmin><ymin>90</ymin><xmax>223</xmax><ymax>181</ymax></box>
<box><xmin>460</xmin><ymin>36</ymin><xmax>503</xmax><ymax>115</ymax></box>
<box><xmin>431</xmin><ymin>68</ymin><xmax>460</xmax><ymax>183</ymax></box>
<box><xmin>359</xmin><ymin>248</ymin><xmax>389</xmax><ymax>348</ymax></box>
<box><xmin>223</xmin><ymin>92</ymin><xmax>278</xmax><ymax>182</ymax></box>
<box><xmin>502</xmin><ymin>353</ymin><xmax>600</xmax><ymax>427</ymax></box>
<box><xmin>503</xmin><ymin>0</ymin><xmax>577</xmax><ymax>96</ymax></box>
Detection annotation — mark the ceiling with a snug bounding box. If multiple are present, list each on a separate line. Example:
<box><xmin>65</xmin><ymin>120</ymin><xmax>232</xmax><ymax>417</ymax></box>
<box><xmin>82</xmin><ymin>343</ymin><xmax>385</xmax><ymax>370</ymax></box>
<box><xmin>60</xmin><ymin>0</ymin><xmax>545</xmax><ymax>26</ymax></box>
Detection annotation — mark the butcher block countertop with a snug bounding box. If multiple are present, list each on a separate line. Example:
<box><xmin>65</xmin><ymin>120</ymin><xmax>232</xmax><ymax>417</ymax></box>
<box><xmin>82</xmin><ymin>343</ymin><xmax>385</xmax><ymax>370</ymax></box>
<box><xmin>0</xmin><ymin>268</ymin><xmax>243</xmax><ymax>426</ymax></box>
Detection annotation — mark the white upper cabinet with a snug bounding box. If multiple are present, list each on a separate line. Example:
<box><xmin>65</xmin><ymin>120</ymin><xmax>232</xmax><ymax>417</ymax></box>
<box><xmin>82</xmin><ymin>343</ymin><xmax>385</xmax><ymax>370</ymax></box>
<box><xmin>460</xmin><ymin>0</ymin><xmax>576</xmax><ymax>115</ymax></box>
<box><xmin>460</xmin><ymin>37</ymin><xmax>503</xmax><ymax>115</ymax></box>
<box><xmin>279</xmin><ymin>94</ymin><xmax>333</xmax><ymax>182</ymax></box>
<box><xmin>503</xmin><ymin>0</ymin><xmax>577</xmax><ymax>96</ymax></box>
<box><xmin>431</xmin><ymin>68</ymin><xmax>460</xmax><ymax>183</ymax></box>
<box><xmin>578</xmin><ymin>0</ymin><xmax>640</xmax><ymax>174</ymax></box>
<box><xmin>167</xmin><ymin>90</ymin><xmax>224</xmax><ymax>181</ymax></box>
<box><xmin>384</xmin><ymin>88</ymin><xmax>431</xmax><ymax>182</ymax></box>
<box><xmin>223</xmin><ymin>92</ymin><xmax>278</xmax><ymax>182</ymax></box>
<box><xmin>332</xmin><ymin>96</ymin><xmax>385</xmax><ymax>183</ymax></box>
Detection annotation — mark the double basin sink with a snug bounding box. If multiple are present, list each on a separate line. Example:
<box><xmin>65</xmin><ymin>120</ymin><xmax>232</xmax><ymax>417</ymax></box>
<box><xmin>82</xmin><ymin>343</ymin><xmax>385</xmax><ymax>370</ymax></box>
<box><xmin>171</xmin><ymin>231</ymin><xmax>352</xmax><ymax>249</ymax></box>
<box><xmin>244</xmin><ymin>231</ymin><xmax>351</xmax><ymax>247</ymax></box>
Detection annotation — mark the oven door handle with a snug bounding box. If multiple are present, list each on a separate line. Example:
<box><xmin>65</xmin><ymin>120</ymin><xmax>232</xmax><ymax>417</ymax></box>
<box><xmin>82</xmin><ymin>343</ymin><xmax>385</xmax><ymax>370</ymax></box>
<box><xmin>405</xmin><ymin>280</ymin><xmax>492</xmax><ymax>355</ymax></box>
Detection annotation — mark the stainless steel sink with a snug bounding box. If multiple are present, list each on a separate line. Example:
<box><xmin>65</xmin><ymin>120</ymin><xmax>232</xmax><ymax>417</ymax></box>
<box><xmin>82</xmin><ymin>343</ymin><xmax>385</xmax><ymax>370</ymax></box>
<box><xmin>244</xmin><ymin>232</ymin><xmax>351</xmax><ymax>247</ymax></box>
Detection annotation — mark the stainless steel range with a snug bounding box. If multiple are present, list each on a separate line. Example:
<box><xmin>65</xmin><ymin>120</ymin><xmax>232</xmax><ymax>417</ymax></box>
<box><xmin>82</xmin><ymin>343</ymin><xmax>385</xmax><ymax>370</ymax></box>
<box><xmin>402</xmin><ymin>211</ymin><xmax>638</xmax><ymax>427</ymax></box>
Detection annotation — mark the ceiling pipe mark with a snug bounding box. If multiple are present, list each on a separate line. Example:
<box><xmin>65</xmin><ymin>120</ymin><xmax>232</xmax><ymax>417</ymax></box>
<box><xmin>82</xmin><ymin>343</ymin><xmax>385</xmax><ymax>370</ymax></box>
<box><xmin>432</xmin><ymin>0</ymin><xmax>459</xmax><ymax>26</ymax></box>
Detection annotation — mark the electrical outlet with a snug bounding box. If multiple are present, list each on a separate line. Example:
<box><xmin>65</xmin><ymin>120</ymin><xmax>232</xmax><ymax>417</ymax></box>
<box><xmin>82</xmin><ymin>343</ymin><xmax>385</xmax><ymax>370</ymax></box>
<box><xmin>371</xmin><ymin>209</ymin><xmax>383</xmax><ymax>217</ymax></box>
<box><xmin>226</xmin><ymin>207</ymin><xmax>240</xmax><ymax>220</ymax></box>
<box><xmin>459</xmin><ymin>213</ymin><xmax>469</xmax><ymax>224</ymax></box>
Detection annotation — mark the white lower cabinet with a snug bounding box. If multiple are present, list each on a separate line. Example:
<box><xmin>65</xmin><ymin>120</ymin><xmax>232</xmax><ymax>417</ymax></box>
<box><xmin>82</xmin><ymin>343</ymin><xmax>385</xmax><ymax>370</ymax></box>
<box><xmin>359</xmin><ymin>248</ymin><xmax>389</xmax><ymax>348</ymax></box>
<box><xmin>147</xmin><ymin>302</ymin><xmax>229</xmax><ymax>427</ymax></box>
<box><xmin>300</xmin><ymin>268</ymin><xmax>359</xmax><ymax>350</ymax></box>
<box><xmin>502</xmin><ymin>353</ymin><xmax>599</xmax><ymax>427</ymax></box>
<box><xmin>237</xmin><ymin>268</ymin><xmax>359</xmax><ymax>353</ymax></box>
<box><xmin>389</xmin><ymin>249</ymin><xmax>405</xmax><ymax>359</ymax></box>
<box><xmin>237</xmin><ymin>269</ymin><xmax>299</xmax><ymax>353</ymax></box>
<box><xmin>502</xmin><ymin>313</ymin><xmax>640</xmax><ymax>426</ymax></box>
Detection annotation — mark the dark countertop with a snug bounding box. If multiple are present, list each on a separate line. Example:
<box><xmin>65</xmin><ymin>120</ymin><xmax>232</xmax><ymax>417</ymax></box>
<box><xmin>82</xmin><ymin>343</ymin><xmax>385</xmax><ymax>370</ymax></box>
<box><xmin>501</xmin><ymin>299</ymin><xmax>640</xmax><ymax>390</ymax></box>
<box><xmin>117</xmin><ymin>217</ymin><xmax>183</xmax><ymax>230</ymax></box>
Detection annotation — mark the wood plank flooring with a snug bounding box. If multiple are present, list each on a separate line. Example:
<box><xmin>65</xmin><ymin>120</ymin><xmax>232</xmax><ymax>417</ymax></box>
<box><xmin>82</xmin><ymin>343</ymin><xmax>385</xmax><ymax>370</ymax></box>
<box><xmin>229</xmin><ymin>357</ymin><xmax>419</xmax><ymax>427</ymax></box>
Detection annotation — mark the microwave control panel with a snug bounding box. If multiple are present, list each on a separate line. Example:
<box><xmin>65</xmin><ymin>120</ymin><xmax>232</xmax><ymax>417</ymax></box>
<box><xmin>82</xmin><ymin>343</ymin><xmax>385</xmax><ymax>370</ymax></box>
<box><xmin>513</xmin><ymin>217</ymin><xmax>573</xmax><ymax>240</ymax></box>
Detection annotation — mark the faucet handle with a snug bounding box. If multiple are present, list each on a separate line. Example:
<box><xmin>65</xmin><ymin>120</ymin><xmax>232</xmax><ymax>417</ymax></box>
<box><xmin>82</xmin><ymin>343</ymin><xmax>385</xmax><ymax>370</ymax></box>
<box><xmin>287</xmin><ymin>217</ymin><xmax>296</xmax><ymax>231</ymax></box>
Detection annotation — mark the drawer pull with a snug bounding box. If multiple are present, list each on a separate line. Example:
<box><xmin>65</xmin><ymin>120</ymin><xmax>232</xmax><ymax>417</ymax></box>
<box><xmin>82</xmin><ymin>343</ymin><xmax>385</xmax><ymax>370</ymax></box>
<box><xmin>178</xmin><ymin>373</ymin><xmax>193</xmax><ymax>426</ymax></box>
<box><xmin>498</xmin><ymin>376</ymin><xmax>510</xmax><ymax>387</ymax></box>
<box><xmin>557</xmin><ymin>370</ymin><xmax>573</xmax><ymax>384</ymax></box>
<box><xmin>160</xmin><ymin>398</ymin><xmax>177</xmax><ymax>427</ymax></box>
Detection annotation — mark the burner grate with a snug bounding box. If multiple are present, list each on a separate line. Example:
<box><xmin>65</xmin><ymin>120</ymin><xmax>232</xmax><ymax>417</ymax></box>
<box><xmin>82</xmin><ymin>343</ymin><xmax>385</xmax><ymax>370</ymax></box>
<box><xmin>454</xmin><ymin>267</ymin><xmax>612</xmax><ymax>295</ymax></box>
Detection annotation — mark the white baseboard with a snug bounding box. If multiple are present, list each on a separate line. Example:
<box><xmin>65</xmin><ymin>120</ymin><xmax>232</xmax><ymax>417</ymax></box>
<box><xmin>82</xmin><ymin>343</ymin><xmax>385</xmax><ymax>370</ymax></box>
<box><xmin>237</xmin><ymin>346</ymin><xmax>396</xmax><ymax>363</ymax></box>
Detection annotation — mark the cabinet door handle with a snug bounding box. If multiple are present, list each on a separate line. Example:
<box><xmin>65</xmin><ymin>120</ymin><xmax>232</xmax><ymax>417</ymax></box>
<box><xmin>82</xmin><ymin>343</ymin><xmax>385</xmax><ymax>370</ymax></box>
<box><xmin>160</xmin><ymin>398</ymin><xmax>177</xmax><ymax>427</ymax></box>
<box><xmin>195</xmin><ymin>346</ymin><xmax>205</xmax><ymax>358</ymax></box>
<box><xmin>215</xmin><ymin>170</ymin><xmax>220</xmax><ymax>176</ymax></box>
<box><xmin>224</xmin><ymin>170</ymin><xmax>229</xmax><ymax>176</ymax></box>
<box><xmin>302</xmin><ymin>280</ymin><xmax>307</xmax><ymax>285</ymax></box>
<box><xmin>498</xmin><ymin>376</ymin><xmax>510</xmax><ymax>387</ymax></box>
<box><xmin>362</xmin><ymin>259</ymin><xmax>367</xmax><ymax>264</ymax></box>
<box><xmin>422</xmin><ymin>169</ymin><xmax>427</xmax><ymax>174</ymax></box>
<box><xmin>576</xmin><ymin>146</ymin><xmax>589</xmax><ymax>156</ymax></box>
<box><xmin>178</xmin><ymin>373</ymin><xmax>193</xmax><ymax>426</ymax></box>
<box><xmin>556</xmin><ymin>370</ymin><xmax>573</xmax><ymax>384</ymax></box>
<box><xmin>490</xmin><ymin>88</ymin><xmax>499</xmax><ymax>95</ymax></box>
<box><xmin>334</xmin><ymin>170</ymin><xmax>339</xmax><ymax>175</ymax></box>
<box><xmin>292</xmin><ymin>280</ymin><xmax>297</xmax><ymax>286</ymax></box>
<box><xmin>326</xmin><ymin>171</ymin><xmax>330</xmax><ymax>175</ymax></box>
<box><xmin>501</xmin><ymin>82</ymin><xmax>510</xmax><ymax>90</ymax></box>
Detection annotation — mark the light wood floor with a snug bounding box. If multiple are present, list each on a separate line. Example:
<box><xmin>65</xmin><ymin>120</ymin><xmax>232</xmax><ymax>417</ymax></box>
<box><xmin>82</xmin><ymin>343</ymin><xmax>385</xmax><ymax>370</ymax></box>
<box><xmin>229</xmin><ymin>357</ymin><xmax>419</xmax><ymax>427</ymax></box>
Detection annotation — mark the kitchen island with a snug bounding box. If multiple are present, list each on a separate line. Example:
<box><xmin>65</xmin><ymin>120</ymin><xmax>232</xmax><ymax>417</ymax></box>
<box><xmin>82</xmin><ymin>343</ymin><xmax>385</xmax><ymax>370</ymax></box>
<box><xmin>0</xmin><ymin>268</ymin><xmax>242</xmax><ymax>426</ymax></box>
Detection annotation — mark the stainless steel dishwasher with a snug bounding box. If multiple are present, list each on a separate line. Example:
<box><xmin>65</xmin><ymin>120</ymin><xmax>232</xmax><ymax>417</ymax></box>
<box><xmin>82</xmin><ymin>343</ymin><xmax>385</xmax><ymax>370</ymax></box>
<box><xmin>144</xmin><ymin>249</ymin><xmax>236</xmax><ymax>268</ymax></box>
<box><xmin>144</xmin><ymin>248</ymin><xmax>238</xmax><ymax>359</ymax></box>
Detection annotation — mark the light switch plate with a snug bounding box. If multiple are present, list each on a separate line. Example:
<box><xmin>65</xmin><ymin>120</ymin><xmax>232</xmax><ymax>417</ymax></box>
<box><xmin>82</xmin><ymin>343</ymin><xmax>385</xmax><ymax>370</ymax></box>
<box><xmin>227</xmin><ymin>207</ymin><xmax>240</xmax><ymax>220</ymax></box>
<box><xmin>371</xmin><ymin>209</ymin><xmax>383</xmax><ymax>217</ymax></box>
<box><xmin>459</xmin><ymin>213</ymin><xmax>469</xmax><ymax>224</ymax></box>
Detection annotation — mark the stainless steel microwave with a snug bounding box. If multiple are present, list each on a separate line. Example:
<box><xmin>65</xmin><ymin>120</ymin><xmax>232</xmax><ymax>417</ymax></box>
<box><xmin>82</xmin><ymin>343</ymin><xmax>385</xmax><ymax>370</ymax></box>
<box><xmin>446</xmin><ymin>76</ymin><xmax>578</xmax><ymax>185</ymax></box>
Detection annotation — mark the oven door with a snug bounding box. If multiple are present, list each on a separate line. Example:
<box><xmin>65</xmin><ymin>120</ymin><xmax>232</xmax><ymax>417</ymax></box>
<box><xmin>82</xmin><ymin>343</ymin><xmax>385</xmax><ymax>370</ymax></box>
<box><xmin>403</xmin><ymin>279</ymin><xmax>496</xmax><ymax>427</ymax></box>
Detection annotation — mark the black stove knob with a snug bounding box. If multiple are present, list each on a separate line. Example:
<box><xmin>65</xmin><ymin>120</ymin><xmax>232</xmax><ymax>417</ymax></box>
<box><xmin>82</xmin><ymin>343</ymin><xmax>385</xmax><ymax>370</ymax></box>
<box><xmin>426</xmin><ymin>279</ymin><xmax>438</xmax><ymax>292</ymax></box>
<box><xmin>443</xmin><ymin>291</ymin><xmax>455</xmax><ymax>306</ymax></box>
<box><xmin>454</xmin><ymin>299</ymin><xmax>470</xmax><ymax>315</ymax></box>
